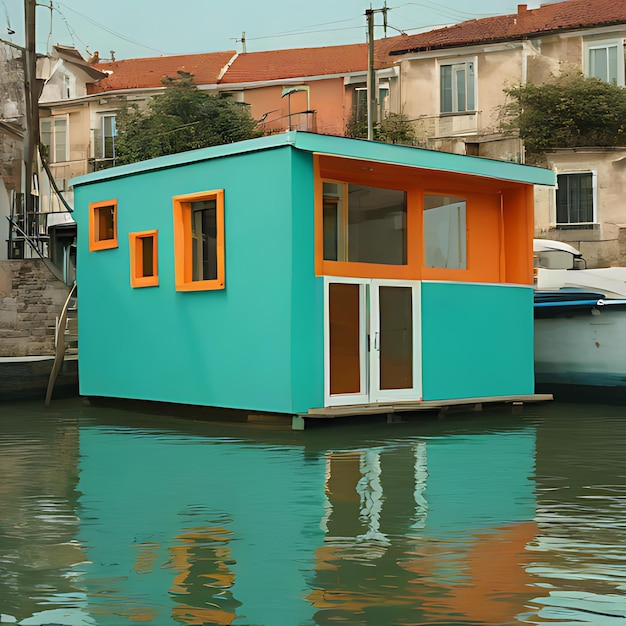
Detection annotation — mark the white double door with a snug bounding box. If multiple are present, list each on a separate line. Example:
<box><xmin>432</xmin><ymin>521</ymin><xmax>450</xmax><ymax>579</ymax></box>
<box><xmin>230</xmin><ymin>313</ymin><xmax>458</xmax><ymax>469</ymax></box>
<box><xmin>324</xmin><ymin>277</ymin><xmax>422</xmax><ymax>406</ymax></box>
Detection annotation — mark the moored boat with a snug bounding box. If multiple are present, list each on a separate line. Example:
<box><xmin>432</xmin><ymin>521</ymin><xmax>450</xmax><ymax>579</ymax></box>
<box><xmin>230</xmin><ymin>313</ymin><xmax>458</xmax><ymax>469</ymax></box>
<box><xmin>534</xmin><ymin>239</ymin><xmax>626</xmax><ymax>402</ymax></box>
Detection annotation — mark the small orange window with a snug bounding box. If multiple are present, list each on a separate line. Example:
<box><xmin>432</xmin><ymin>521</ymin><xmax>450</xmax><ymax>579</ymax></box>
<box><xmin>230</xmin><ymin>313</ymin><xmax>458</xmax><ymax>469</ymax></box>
<box><xmin>89</xmin><ymin>199</ymin><xmax>118</xmax><ymax>251</ymax></box>
<box><xmin>173</xmin><ymin>190</ymin><xmax>225</xmax><ymax>291</ymax></box>
<box><xmin>129</xmin><ymin>230</ymin><xmax>158</xmax><ymax>288</ymax></box>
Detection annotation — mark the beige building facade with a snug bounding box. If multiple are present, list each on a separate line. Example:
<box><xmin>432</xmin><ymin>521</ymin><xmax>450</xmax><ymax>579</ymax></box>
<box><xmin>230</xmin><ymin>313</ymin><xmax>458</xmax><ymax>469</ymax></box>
<box><xmin>387</xmin><ymin>0</ymin><xmax>626</xmax><ymax>267</ymax></box>
<box><xmin>26</xmin><ymin>1</ymin><xmax>626</xmax><ymax>268</ymax></box>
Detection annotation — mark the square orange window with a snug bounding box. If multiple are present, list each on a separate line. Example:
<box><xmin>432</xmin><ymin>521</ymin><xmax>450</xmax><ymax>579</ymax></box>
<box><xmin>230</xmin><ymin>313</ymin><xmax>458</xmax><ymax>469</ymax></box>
<box><xmin>89</xmin><ymin>199</ymin><xmax>118</xmax><ymax>251</ymax></box>
<box><xmin>129</xmin><ymin>230</ymin><xmax>159</xmax><ymax>288</ymax></box>
<box><xmin>172</xmin><ymin>190</ymin><xmax>225</xmax><ymax>291</ymax></box>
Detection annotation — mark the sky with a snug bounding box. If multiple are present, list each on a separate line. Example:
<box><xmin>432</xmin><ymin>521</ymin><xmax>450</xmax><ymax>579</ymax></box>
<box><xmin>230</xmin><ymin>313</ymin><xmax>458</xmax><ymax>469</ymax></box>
<box><xmin>2</xmin><ymin>0</ymin><xmax>550</xmax><ymax>61</ymax></box>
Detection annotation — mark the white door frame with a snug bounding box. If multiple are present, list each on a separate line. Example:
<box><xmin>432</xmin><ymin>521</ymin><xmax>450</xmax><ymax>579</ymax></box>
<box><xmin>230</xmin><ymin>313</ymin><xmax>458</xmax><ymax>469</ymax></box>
<box><xmin>370</xmin><ymin>278</ymin><xmax>422</xmax><ymax>403</ymax></box>
<box><xmin>324</xmin><ymin>277</ymin><xmax>422</xmax><ymax>407</ymax></box>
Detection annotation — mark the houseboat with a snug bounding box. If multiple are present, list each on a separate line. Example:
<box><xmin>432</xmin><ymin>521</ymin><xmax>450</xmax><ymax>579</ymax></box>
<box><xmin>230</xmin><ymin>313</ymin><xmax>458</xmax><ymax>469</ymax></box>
<box><xmin>70</xmin><ymin>132</ymin><xmax>555</xmax><ymax>426</ymax></box>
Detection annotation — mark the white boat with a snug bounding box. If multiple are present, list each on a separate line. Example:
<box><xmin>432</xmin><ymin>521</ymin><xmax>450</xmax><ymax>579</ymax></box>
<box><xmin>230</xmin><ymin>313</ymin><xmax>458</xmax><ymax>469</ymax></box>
<box><xmin>534</xmin><ymin>239</ymin><xmax>626</xmax><ymax>401</ymax></box>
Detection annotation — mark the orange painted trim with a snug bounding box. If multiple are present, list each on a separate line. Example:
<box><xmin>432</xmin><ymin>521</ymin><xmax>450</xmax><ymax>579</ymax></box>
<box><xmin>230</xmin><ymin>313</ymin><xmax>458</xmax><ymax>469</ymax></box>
<box><xmin>129</xmin><ymin>230</ymin><xmax>159</xmax><ymax>288</ymax></box>
<box><xmin>172</xmin><ymin>189</ymin><xmax>225</xmax><ymax>292</ymax></box>
<box><xmin>315</xmin><ymin>159</ymin><xmax>420</xmax><ymax>280</ymax></box>
<box><xmin>89</xmin><ymin>199</ymin><xmax>118</xmax><ymax>252</ymax></box>
<box><xmin>315</xmin><ymin>154</ymin><xmax>534</xmax><ymax>285</ymax></box>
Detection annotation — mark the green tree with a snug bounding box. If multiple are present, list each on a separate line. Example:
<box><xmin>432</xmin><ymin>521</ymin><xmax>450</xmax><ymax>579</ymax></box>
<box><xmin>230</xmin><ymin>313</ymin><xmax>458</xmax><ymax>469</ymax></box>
<box><xmin>501</xmin><ymin>72</ymin><xmax>626</xmax><ymax>163</ymax></box>
<box><xmin>346</xmin><ymin>112</ymin><xmax>415</xmax><ymax>146</ymax></box>
<box><xmin>115</xmin><ymin>72</ymin><xmax>263</xmax><ymax>165</ymax></box>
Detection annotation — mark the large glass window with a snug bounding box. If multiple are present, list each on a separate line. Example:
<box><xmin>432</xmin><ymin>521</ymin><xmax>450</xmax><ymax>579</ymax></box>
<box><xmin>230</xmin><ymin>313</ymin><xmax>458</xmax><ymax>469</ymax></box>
<box><xmin>586</xmin><ymin>41</ymin><xmax>622</xmax><ymax>85</ymax></box>
<box><xmin>173</xmin><ymin>190</ymin><xmax>225</xmax><ymax>291</ymax></box>
<box><xmin>556</xmin><ymin>173</ymin><xmax>594</xmax><ymax>226</ymax></box>
<box><xmin>94</xmin><ymin>114</ymin><xmax>117</xmax><ymax>164</ymax></box>
<box><xmin>323</xmin><ymin>182</ymin><xmax>407</xmax><ymax>266</ymax></box>
<box><xmin>440</xmin><ymin>61</ymin><xmax>475</xmax><ymax>113</ymax></box>
<box><xmin>423</xmin><ymin>194</ymin><xmax>467</xmax><ymax>269</ymax></box>
<box><xmin>41</xmin><ymin>116</ymin><xmax>68</xmax><ymax>163</ymax></box>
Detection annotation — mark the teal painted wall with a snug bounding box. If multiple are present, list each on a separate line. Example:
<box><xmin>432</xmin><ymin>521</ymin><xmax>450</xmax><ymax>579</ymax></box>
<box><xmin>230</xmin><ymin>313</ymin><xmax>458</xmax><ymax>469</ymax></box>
<box><xmin>420</xmin><ymin>282</ymin><xmax>535</xmax><ymax>400</ymax></box>
<box><xmin>288</xmin><ymin>150</ymin><xmax>325</xmax><ymax>414</ymax></box>
<box><xmin>75</xmin><ymin>146</ymin><xmax>314</xmax><ymax>414</ymax></box>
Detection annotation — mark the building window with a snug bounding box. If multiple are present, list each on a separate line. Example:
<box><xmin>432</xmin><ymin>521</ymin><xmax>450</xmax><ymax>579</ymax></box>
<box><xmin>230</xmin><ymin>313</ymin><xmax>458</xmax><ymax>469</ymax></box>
<box><xmin>322</xmin><ymin>182</ymin><xmax>406</xmax><ymax>266</ymax></box>
<box><xmin>63</xmin><ymin>74</ymin><xmax>71</xmax><ymax>98</ymax></box>
<box><xmin>41</xmin><ymin>116</ymin><xmax>68</xmax><ymax>163</ymax></box>
<box><xmin>585</xmin><ymin>40</ymin><xmax>623</xmax><ymax>85</ymax></box>
<box><xmin>556</xmin><ymin>173</ymin><xmax>595</xmax><ymax>227</ymax></box>
<box><xmin>353</xmin><ymin>87</ymin><xmax>368</xmax><ymax>123</ymax></box>
<box><xmin>129</xmin><ymin>230</ymin><xmax>158</xmax><ymax>288</ymax></box>
<box><xmin>440</xmin><ymin>60</ymin><xmax>475</xmax><ymax>113</ymax></box>
<box><xmin>352</xmin><ymin>84</ymin><xmax>390</xmax><ymax>125</ymax></box>
<box><xmin>94</xmin><ymin>114</ymin><xmax>117</xmax><ymax>163</ymax></box>
<box><xmin>173</xmin><ymin>190</ymin><xmax>225</xmax><ymax>291</ymax></box>
<box><xmin>89</xmin><ymin>199</ymin><xmax>118</xmax><ymax>251</ymax></box>
<box><xmin>423</xmin><ymin>194</ymin><xmax>467</xmax><ymax>269</ymax></box>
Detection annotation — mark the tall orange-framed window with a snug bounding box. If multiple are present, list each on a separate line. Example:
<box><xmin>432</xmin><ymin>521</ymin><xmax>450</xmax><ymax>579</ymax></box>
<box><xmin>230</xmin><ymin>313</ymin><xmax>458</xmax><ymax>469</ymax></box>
<box><xmin>316</xmin><ymin>183</ymin><xmax>418</xmax><ymax>280</ymax></box>
<box><xmin>129</xmin><ymin>230</ymin><xmax>158</xmax><ymax>288</ymax></box>
<box><xmin>89</xmin><ymin>199</ymin><xmax>118</xmax><ymax>251</ymax></box>
<box><xmin>172</xmin><ymin>189</ymin><xmax>225</xmax><ymax>292</ymax></box>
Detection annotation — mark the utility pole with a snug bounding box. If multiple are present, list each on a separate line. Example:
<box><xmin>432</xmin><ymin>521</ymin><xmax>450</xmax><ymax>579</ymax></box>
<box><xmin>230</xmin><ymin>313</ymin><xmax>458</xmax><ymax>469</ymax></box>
<box><xmin>23</xmin><ymin>0</ymin><xmax>38</xmax><ymax>248</ymax></box>
<box><xmin>366</xmin><ymin>8</ymin><xmax>375</xmax><ymax>141</ymax></box>
<box><xmin>365</xmin><ymin>5</ymin><xmax>389</xmax><ymax>141</ymax></box>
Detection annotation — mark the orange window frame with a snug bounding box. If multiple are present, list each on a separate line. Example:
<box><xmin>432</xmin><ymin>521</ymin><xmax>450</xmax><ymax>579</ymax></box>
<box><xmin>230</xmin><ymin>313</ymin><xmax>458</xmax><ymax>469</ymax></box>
<box><xmin>89</xmin><ymin>199</ymin><xmax>118</xmax><ymax>251</ymax></box>
<box><xmin>314</xmin><ymin>162</ymin><xmax>420</xmax><ymax>281</ymax></box>
<box><xmin>172</xmin><ymin>189</ymin><xmax>225</xmax><ymax>292</ymax></box>
<box><xmin>129</xmin><ymin>230</ymin><xmax>159</xmax><ymax>288</ymax></box>
<box><xmin>314</xmin><ymin>155</ymin><xmax>534</xmax><ymax>285</ymax></box>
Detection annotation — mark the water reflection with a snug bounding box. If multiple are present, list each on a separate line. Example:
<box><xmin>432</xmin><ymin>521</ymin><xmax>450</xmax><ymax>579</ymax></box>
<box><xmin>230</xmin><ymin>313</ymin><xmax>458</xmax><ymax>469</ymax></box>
<box><xmin>0</xmin><ymin>405</ymin><xmax>91</xmax><ymax>625</ymax></box>
<box><xmin>1</xmin><ymin>400</ymin><xmax>626</xmax><ymax>625</ymax></box>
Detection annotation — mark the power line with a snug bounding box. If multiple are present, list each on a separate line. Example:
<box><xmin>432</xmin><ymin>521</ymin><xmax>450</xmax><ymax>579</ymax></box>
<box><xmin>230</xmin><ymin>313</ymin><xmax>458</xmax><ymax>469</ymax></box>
<box><xmin>247</xmin><ymin>24</ymin><xmax>366</xmax><ymax>43</ymax></box>
<box><xmin>55</xmin><ymin>1</ymin><xmax>170</xmax><ymax>55</ymax></box>
<box><xmin>393</xmin><ymin>1</ymin><xmax>505</xmax><ymax>20</ymax></box>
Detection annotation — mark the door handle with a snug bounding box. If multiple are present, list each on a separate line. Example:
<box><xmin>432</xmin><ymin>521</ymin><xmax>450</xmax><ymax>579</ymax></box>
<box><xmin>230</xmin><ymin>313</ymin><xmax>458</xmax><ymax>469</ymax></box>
<box><xmin>374</xmin><ymin>331</ymin><xmax>379</xmax><ymax>351</ymax></box>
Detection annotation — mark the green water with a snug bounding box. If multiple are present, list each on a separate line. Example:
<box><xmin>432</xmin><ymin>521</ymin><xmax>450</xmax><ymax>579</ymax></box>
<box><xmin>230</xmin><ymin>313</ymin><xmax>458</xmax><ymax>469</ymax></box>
<box><xmin>1</xmin><ymin>398</ymin><xmax>626</xmax><ymax>625</ymax></box>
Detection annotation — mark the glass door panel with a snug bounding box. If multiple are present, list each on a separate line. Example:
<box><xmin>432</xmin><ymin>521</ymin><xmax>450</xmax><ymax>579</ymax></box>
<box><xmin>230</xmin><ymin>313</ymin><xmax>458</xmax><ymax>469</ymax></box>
<box><xmin>325</xmin><ymin>278</ymin><xmax>421</xmax><ymax>406</ymax></box>
<box><xmin>378</xmin><ymin>286</ymin><xmax>413</xmax><ymax>390</ymax></box>
<box><xmin>370</xmin><ymin>280</ymin><xmax>421</xmax><ymax>403</ymax></box>
<box><xmin>328</xmin><ymin>282</ymin><xmax>362</xmax><ymax>396</ymax></box>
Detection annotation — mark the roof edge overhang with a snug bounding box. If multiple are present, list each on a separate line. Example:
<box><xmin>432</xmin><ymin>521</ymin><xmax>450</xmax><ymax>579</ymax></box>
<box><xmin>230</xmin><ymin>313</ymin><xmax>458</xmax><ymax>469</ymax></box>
<box><xmin>71</xmin><ymin>131</ymin><xmax>555</xmax><ymax>189</ymax></box>
<box><xmin>388</xmin><ymin>21</ymin><xmax>626</xmax><ymax>56</ymax></box>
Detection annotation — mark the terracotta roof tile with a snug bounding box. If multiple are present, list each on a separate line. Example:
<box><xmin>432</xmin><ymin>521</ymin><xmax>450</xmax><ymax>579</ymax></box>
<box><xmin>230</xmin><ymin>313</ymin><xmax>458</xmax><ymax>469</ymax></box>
<box><xmin>86</xmin><ymin>51</ymin><xmax>237</xmax><ymax>94</ymax></box>
<box><xmin>218</xmin><ymin>40</ymin><xmax>400</xmax><ymax>84</ymax></box>
<box><xmin>388</xmin><ymin>0</ymin><xmax>626</xmax><ymax>55</ymax></box>
<box><xmin>85</xmin><ymin>39</ymin><xmax>405</xmax><ymax>94</ymax></box>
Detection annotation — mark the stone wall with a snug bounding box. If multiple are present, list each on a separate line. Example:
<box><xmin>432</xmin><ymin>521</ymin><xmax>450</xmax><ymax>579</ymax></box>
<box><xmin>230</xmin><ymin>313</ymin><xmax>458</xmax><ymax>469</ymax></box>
<box><xmin>0</xmin><ymin>260</ymin><xmax>70</xmax><ymax>357</ymax></box>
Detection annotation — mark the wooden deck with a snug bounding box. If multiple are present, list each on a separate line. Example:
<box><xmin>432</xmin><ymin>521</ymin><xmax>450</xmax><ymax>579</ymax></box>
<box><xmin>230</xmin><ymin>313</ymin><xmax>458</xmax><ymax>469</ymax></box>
<box><xmin>300</xmin><ymin>394</ymin><xmax>553</xmax><ymax>420</ymax></box>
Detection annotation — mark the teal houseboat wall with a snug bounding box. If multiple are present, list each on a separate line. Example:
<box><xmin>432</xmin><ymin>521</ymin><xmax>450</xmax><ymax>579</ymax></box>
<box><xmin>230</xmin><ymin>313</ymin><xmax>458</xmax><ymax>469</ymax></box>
<box><xmin>74</xmin><ymin>145</ymin><xmax>324</xmax><ymax>414</ymax></box>
<box><xmin>421</xmin><ymin>282</ymin><xmax>535</xmax><ymax>400</ymax></box>
<box><xmin>72</xmin><ymin>132</ymin><xmax>555</xmax><ymax>416</ymax></box>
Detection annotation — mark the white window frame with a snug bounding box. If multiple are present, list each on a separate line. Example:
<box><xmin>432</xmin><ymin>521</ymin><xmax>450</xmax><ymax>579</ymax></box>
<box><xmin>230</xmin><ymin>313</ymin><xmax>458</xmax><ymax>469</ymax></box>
<box><xmin>438</xmin><ymin>57</ymin><xmax>477</xmax><ymax>114</ymax></box>
<box><xmin>555</xmin><ymin>170</ymin><xmax>597</xmax><ymax>227</ymax></box>
<box><xmin>94</xmin><ymin>114</ymin><xmax>117</xmax><ymax>161</ymax></box>
<box><xmin>40</xmin><ymin>115</ymin><xmax>69</xmax><ymax>164</ymax></box>
<box><xmin>584</xmin><ymin>39</ymin><xmax>625</xmax><ymax>86</ymax></box>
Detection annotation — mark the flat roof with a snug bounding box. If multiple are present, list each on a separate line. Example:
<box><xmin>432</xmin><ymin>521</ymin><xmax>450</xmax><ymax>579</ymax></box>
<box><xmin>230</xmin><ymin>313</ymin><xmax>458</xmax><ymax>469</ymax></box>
<box><xmin>71</xmin><ymin>131</ymin><xmax>556</xmax><ymax>188</ymax></box>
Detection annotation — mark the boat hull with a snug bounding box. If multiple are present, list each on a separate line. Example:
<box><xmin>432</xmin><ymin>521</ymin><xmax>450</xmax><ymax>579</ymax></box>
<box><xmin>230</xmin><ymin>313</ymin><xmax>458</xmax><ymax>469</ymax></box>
<box><xmin>535</xmin><ymin>296</ymin><xmax>626</xmax><ymax>402</ymax></box>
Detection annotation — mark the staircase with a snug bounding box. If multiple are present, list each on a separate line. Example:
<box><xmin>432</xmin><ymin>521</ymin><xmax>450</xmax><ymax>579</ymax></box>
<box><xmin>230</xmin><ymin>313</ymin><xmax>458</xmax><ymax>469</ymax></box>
<box><xmin>63</xmin><ymin>289</ymin><xmax>78</xmax><ymax>357</ymax></box>
<box><xmin>45</xmin><ymin>283</ymin><xmax>77</xmax><ymax>405</ymax></box>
